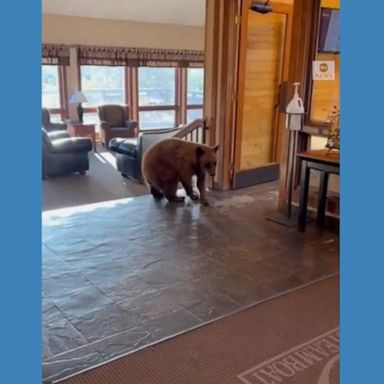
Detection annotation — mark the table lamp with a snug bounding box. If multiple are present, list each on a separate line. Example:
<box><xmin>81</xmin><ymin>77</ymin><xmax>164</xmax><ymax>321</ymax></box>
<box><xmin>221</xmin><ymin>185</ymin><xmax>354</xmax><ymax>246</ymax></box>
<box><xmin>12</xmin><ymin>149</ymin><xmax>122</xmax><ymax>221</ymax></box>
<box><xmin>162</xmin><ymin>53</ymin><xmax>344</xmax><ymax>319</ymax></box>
<box><xmin>69</xmin><ymin>91</ymin><xmax>88</xmax><ymax>123</ymax></box>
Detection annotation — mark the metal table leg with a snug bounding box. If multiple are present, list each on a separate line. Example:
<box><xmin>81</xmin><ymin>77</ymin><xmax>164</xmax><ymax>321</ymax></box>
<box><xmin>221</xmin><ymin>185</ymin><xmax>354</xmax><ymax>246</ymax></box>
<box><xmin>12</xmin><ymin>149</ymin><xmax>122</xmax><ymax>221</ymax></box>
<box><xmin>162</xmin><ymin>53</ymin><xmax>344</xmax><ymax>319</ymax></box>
<box><xmin>298</xmin><ymin>160</ymin><xmax>310</xmax><ymax>232</ymax></box>
<box><xmin>317</xmin><ymin>171</ymin><xmax>329</xmax><ymax>227</ymax></box>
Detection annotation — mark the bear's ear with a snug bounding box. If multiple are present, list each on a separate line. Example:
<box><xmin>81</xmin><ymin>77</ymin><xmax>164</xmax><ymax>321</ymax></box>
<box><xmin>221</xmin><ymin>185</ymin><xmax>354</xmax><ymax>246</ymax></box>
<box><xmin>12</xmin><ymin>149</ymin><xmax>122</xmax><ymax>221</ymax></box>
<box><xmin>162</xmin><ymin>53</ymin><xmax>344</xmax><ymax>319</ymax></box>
<box><xmin>212</xmin><ymin>144</ymin><xmax>219</xmax><ymax>153</ymax></box>
<box><xmin>196</xmin><ymin>146</ymin><xmax>205</xmax><ymax>157</ymax></box>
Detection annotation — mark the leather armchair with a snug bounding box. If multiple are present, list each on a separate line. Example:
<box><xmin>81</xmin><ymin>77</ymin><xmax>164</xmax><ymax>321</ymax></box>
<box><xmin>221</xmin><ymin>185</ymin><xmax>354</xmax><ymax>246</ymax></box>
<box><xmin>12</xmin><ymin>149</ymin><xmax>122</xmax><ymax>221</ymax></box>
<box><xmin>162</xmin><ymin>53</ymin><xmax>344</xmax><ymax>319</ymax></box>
<box><xmin>42</xmin><ymin>108</ymin><xmax>67</xmax><ymax>132</ymax></box>
<box><xmin>42</xmin><ymin>129</ymin><xmax>93</xmax><ymax>178</ymax></box>
<box><xmin>98</xmin><ymin>105</ymin><xmax>138</xmax><ymax>146</ymax></box>
<box><xmin>108</xmin><ymin>127</ymin><xmax>181</xmax><ymax>182</ymax></box>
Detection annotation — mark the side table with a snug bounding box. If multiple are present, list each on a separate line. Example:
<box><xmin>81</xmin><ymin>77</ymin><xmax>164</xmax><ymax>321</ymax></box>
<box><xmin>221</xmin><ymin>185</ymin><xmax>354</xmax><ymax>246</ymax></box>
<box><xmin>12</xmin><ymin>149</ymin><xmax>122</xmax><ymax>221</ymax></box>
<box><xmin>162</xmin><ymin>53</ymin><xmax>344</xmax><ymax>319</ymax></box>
<box><xmin>297</xmin><ymin>149</ymin><xmax>340</xmax><ymax>232</ymax></box>
<box><xmin>66</xmin><ymin>121</ymin><xmax>97</xmax><ymax>152</ymax></box>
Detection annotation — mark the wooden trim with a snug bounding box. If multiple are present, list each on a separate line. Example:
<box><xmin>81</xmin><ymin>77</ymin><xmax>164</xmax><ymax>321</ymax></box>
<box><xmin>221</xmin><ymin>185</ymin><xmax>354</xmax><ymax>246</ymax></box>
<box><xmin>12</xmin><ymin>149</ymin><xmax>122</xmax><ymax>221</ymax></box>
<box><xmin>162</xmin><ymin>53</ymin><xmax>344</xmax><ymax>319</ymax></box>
<box><xmin>83</xmin><ymin>107</ymin><xmax>97</xmax><ymax>113</ymax></box>
<box><xmin>130</xmin><ymin>67</ymin><xmax>139</xmax><ymax>121</ymax></box>
<box><xmin>138</xmin><ymin>106</ymin><xmax>176</xmax><ymax>111</ymax></box>
<box><xmin>124</xmin><ymin>66</ymin><xmax>130</xmax><ymax>118</ymax></box>
<box><xmin>233</xmin><ymin>163</ymin><xmax>280</xmax><ymax>189</ymax></box>
<box><xmin>233</xmin><ymin>0</ymin><xmax>249</xmax><ymax>172</ymax></box>
<box><xmin>203</xmin><ymin>0</ymin><xmax>240</xmax><ymax>190</ymax></box>
<box><xmin>179</xmin><ymin>68</ymin><xmax>187</xmax><ymax>124</ymax></box>
<box><xmin>303</xmin><ymin>0</ymin><xmax>322</xmax><ymax>127</ymax></box>
<box><xmin>175</xmin><ymin>68</ymin><xmax>184</xmax><ymax>125</ymax></box>
<box><xmin>186</xmin><ymin>105</ymin><xmax>204</xmax><ymax>109</ymax></box>
<box><xmin>48</xmin><ymin>108</ymin><xmax>62</xmax><ymax>114</ymax></box>
<box><xmin>203</xmin><ymin>0</ymin><xmax>220</xmax><ymax>147</ymax></box>
<box><xmin>59</xmin><ymin>66</ymin><xmax>69</xmax><ymax>119</ymax></box>
<box><xmin>277</xmin><ymin>0</ymin><xmax>322</xmax><ymax>210</ymax></box>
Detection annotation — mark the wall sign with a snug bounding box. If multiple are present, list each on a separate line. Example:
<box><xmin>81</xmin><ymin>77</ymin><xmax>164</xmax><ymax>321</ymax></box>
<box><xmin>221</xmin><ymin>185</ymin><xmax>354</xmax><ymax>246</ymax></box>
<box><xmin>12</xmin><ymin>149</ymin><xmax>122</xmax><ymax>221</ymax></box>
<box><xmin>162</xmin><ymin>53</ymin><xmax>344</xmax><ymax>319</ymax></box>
<box><xmin>312</xmin><ymin>61</ymin><xmax>335</xmax><ymax>80</ymax></box>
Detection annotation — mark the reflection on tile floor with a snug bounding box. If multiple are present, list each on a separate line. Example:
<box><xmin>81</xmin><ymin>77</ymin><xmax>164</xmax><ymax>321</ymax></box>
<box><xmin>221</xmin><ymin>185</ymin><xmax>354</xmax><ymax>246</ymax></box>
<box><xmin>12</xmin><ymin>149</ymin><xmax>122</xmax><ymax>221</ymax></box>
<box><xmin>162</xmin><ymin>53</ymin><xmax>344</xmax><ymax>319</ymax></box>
<box><xmin>42</xmin><ymin>183</ymin><xmax>339</xmax><ymax>383</ymax></box>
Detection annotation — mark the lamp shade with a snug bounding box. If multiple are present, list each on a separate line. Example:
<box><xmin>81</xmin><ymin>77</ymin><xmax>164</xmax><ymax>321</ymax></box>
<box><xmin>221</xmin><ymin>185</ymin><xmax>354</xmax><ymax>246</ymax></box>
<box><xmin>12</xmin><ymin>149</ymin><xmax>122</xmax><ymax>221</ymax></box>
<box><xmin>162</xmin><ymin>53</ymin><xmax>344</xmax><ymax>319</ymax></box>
<box><xmin>69</xmin><ymin>90</ymin><xmax>88</xmax><ymax>104</ymax></box>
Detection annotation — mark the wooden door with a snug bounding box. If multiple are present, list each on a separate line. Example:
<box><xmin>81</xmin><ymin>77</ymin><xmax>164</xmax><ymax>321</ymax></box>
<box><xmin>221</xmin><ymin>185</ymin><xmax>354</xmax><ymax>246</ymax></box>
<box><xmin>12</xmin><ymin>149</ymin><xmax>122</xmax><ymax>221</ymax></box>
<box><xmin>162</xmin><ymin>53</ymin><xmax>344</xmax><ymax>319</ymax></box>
<box><xmin>232</xmin><ymin>1</ymin><xmax>293</xmax><ymax>188</ymax></box>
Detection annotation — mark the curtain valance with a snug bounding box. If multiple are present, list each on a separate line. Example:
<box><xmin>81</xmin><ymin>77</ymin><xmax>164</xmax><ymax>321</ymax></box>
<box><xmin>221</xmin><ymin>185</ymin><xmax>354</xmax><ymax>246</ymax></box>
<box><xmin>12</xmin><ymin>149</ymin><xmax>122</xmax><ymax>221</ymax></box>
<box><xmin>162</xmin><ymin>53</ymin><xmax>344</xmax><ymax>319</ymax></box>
<box><xmin>42</xmin><ymin>44</ymin><xmax>70</xmax><ymax>66</ymax></box>
<box><xmin>77</xmin><ymin>46</ymin><xmax>204</xmax><ymax>68</ymax></box>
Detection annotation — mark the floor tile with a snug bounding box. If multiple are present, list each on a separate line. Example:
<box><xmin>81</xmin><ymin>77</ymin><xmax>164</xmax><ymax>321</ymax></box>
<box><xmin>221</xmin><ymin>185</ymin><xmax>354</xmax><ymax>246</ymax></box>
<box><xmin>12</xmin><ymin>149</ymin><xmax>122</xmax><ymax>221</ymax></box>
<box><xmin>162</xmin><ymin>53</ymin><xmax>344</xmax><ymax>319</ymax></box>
<box><xmin>119</xmin><ymin>290</ymin><xmax>184</xmax><ymax>322</ymax></box>
<box><xmin>43</xmin><ymin>272</ymin><xmax>92</xmax><ymax>299</ymax></box>
<box><xmin>70</xmin><ymin>304</ymin><xmax>141</xmax><ymax>343</ymax></box>
<box><xmin>53</xmin><ymin>285</ymin><xmax>114</xmax><ymax>319</ymax></box>
<box><xmin>142</xmin><ymin>309</ymin><xmax>202</xmax><ymax>340</ymax></box>
<box><xmin>43</xmin><ymin>345</ymin><xmax>103</xmax><ymax>383</ymax></box>
<box><xmin>43</xmin><ymin>315</ymin><xmax>88</xmax><ymax>360</ymax></box>
<box><xmin>185</xmin><ymin>293</ymin><xmax>241</xmax><ymax>322</ymax></box>
<box><xmin>92</xmin><ymin>326</ymin><xmax>154</xmax><ymax>361</ymax></box>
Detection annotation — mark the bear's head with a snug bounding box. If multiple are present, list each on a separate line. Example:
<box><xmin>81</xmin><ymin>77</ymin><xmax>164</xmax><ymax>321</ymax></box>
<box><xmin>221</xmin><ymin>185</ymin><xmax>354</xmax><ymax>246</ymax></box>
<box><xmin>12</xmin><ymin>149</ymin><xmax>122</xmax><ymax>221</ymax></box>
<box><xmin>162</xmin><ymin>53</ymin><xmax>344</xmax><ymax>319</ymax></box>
<box><xmin>196</xmin><ymin>145</ymin><xmax>219</xmax><ymax>177</ymax></box>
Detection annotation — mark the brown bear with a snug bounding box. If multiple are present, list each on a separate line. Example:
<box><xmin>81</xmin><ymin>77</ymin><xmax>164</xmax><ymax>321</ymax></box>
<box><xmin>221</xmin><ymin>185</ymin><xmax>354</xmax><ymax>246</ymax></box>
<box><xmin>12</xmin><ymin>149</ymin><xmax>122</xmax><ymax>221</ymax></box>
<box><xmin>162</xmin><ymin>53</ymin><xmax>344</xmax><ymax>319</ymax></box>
<box><xmin>142</xmin><ymin>138</ymin><xmax>219</xmax><ymax>205</ymax></box>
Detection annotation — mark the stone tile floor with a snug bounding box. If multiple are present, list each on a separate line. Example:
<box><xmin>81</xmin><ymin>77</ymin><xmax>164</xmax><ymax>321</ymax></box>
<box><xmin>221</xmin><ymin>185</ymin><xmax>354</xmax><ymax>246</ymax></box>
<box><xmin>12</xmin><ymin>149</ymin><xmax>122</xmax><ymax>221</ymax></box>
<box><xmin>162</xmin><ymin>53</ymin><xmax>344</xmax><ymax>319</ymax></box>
<box><xmin>42</xmin><ymin>183</ymin><xmax>339</xmax><ymax>383</ymax></box>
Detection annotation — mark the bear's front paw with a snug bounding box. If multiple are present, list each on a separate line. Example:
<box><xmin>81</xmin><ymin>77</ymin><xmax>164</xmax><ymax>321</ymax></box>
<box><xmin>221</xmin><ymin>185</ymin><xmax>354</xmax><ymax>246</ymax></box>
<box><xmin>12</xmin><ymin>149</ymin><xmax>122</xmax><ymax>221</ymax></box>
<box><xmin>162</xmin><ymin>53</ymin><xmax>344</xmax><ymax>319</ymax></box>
<box><xmin>200</xmin><ymin>198</ymin><xmax>209</xmax><ymax>206</ymax></box>
<box><xmin>190</xmin><ymin>192</ymin><xmax>199</xmax><ymax>201</ymax></box>
<box><xmin>168</xmin><ymin>196</ymin><xmax>185</xmax><ymax>203</ymax></box>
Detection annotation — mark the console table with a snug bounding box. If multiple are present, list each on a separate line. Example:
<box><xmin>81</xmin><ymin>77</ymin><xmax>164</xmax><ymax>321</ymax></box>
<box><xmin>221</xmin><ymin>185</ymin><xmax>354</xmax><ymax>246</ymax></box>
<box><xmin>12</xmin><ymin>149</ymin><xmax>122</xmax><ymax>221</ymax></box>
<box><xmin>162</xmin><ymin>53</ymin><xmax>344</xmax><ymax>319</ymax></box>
<box><xmin>66</xmin><ymin>121</ymin><xmax>97</xmax><ymax>151</ymax></box>
<box><xmin>297</xmin><ymin>149</ymin><xmax>340</xmax><ymax>232</ymax></box>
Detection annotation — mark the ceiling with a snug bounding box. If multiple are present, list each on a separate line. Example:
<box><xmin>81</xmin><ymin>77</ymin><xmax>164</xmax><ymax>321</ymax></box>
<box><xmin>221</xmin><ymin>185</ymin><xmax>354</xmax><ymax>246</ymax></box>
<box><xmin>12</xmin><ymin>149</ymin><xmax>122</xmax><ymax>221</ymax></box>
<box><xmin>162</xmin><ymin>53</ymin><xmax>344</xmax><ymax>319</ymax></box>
<box><xmin>42</xmin><ymin>0</ymin><xmax>206</xmax><ymax>26</ymax></box>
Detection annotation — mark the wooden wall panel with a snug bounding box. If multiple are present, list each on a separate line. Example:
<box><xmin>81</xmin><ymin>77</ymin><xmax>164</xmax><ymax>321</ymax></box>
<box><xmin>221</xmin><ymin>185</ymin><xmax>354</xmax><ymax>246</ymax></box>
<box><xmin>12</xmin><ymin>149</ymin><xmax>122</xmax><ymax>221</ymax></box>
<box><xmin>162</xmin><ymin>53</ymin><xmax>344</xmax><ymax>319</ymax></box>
<box><xmin>321</xmin><ymin>0</ymin><xmax>339</xmax><ymax>8</ymax></box>
<box><xmin>239</xmin><ymin>11</ymin><xmax>286</xmax><ymax>170</ymax></box>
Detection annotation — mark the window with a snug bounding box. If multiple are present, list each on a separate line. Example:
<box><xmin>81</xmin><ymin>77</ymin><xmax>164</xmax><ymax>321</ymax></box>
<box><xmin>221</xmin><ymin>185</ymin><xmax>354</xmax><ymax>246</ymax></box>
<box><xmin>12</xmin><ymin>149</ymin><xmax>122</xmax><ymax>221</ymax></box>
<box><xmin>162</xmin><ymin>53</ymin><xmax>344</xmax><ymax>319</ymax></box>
<box><xmin>187</xmin><ymin>108</ymin><xmax>203</xmax><ymax>123</ymax></box>
<box><xmin>187</xmin><ymin>68</ymin><xmax>204</xmax><ymax>105</ymax></box>
<box><xmin>42</xmin><ymin>65</ymin><xmax>64</xmax><ymax>121</ymax></box>
<box><xmin>186</xmin><ymin>68</ymin><xmax>204</xmax><ymax>123</ymax></box>
<box><xmin>80</xmin><ymin>66</ymin><xmax>126</xmax><ymax>124</ymax></box>
<box><xmin>138</xmin><ymin>67</ymin><xmax>176</xmax><ymax>129</ymax></box>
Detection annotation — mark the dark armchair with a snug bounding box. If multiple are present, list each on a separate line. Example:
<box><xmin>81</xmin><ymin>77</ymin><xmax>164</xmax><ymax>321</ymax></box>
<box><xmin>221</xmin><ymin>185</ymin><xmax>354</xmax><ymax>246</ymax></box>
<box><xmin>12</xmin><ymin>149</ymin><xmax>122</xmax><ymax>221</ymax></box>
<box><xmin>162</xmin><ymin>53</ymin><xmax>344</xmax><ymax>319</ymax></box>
<box><xmin>108</xmin><ymin>127</ymin><xmax>181</xmax><ymax>182</ymax></box>
<box><xmin>42</xmin><ymin>108</ymin><xmax>67</xmax><ymax>132</ymax></box>
<box><xmin>98</xmin><ymin>105</ymin><xmax>138</xmax><ymax>146</ymax></box>
<box><xmin>42</xmin><ymin>129</ymin><xmax>93</xmax><ymax>178</ymax></box>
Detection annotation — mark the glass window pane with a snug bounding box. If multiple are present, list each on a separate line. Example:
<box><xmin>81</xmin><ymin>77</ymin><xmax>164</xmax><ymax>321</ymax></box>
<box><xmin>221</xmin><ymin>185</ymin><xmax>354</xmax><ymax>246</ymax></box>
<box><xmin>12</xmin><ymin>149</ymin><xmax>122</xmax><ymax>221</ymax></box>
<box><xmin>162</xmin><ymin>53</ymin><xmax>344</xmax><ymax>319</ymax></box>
<box><xmin>187</xmin><ymin>109</ymin><xmax>203</xmax><ymax>123</ymax></box>
<box><xmin>139</xmin><ymin>110</ymin><xmax>176</xmax><ymax>130</ymax></box>
<box><xmin>42</xmin><ymin>65</ymin><xmax>61</xmax><ymax>109</ymax></box>
<box><xmin>187</xmin><ymin>68</ymin><xmax>204</xmax><ymax>105</ymax></box>
<box><xmin>83</xmin><ymin>112</ymin><xmax>100</xmax><ymax>126</ymax></box>
<box><xmin>80</xmin><ymin>66</ymin><xmax>125</xmax><ymax>107</ymax></box>
<box><xmin>138</xmin><ymin>68</ymin><xmax>176</xmax><ymax>106</ymax></box>
<box><xmin>50</xmin><ymin>114</ymin><xmax>62</xmax><ymax>123</ymax></box>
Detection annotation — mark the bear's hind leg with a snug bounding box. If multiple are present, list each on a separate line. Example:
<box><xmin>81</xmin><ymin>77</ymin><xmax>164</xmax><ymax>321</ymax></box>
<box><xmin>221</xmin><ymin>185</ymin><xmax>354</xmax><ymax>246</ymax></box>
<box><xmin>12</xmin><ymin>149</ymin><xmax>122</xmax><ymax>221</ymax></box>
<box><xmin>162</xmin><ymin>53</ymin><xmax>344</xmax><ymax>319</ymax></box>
<box><xmin>163</xmin><ymin>180</ymin><xmax>185</xmax><ymax>203</ymax></box>
<box><xmin>150</xmin><ymin>185</ymin><xmax>164</xmax><ymax>200</ymax></box>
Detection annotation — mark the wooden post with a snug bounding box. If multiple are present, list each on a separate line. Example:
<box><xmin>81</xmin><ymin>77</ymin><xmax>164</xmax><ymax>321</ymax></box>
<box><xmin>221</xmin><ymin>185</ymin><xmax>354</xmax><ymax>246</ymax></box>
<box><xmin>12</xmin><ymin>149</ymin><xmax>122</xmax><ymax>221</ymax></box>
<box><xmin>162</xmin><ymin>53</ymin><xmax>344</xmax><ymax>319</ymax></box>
<box><xmin>204</xmin><ymin>0</ymin><xmax>240</xmax><ymax>190</ymax></box>
<box><xmin>277</xmin><ymin>0</ymin><xmax>321</xmax><ymax>210</ymax></box>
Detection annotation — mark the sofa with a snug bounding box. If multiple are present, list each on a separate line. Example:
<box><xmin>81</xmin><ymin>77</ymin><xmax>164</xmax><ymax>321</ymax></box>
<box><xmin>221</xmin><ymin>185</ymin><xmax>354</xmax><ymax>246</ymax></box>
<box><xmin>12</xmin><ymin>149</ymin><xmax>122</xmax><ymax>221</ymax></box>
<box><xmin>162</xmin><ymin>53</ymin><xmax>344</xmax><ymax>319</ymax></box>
<box><xmin>42</xmin><ymin>129</ymin><xmax>93</xmax><ymax>178</ymax></box>
<box><xmin>108</xmin><ymin>127</ymin><xmax>181</xmax><ymax>182</ymax></box>
<box><xmin>42</xmin><ymin>108</ymin><xmax>67</xmax><ymax>132</ymax></box>
<box><xmin>98</xmin><ymin>105</ymin><xmax>138</xmax><ymax>146</ymax></box>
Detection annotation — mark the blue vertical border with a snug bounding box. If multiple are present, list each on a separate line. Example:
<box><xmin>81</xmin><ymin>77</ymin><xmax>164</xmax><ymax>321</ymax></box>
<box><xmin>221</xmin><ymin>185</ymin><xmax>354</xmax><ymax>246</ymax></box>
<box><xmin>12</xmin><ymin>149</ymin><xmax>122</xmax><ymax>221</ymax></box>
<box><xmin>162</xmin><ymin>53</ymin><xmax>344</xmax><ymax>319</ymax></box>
<box><xmin>342</xmin><ymin>1</ymin><xmax>384</xmax><ymax>384</ymax></box>
<box><xmin>0</xmin><ymin>0</ymin><xmax>41</xmax><ymax>383</ymax></box>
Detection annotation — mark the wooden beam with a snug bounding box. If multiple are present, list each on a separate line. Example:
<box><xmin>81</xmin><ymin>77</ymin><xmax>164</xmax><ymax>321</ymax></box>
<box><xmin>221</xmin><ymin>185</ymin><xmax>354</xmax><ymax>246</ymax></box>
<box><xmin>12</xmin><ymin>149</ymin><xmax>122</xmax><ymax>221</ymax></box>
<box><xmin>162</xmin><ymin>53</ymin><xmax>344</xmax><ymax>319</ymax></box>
<box><xmin>204</xmin><ymin>0</ymin><xmax>241</xmax><ymax>190</ymax></box>
<box><xmin>277</xmin><ymin>0</ymin><xmax>321</xmax><ymax>210</ymax></box>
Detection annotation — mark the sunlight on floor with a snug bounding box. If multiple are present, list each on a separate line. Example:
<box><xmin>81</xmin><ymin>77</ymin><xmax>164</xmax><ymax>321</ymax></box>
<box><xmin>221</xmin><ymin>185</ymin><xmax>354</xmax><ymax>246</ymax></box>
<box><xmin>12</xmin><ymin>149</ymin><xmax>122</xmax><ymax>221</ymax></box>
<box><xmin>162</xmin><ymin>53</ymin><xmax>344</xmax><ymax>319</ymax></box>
<box><xmin>42</xmin><ymin>197</ymin><xmax>135</xmax><ymax>225</ymax></box>
<box><xmin>95</xmin><ymin>151</ymin><xmax>117</xmax><ymax>169</ymax></box>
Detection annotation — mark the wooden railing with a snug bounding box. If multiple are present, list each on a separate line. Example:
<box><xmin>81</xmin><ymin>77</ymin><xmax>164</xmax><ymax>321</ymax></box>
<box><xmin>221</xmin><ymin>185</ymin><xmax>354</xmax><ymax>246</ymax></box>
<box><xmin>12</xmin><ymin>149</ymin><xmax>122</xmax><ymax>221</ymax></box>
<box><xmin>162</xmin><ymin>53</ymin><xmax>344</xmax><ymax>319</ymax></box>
<box><xmin>174</xmin><ymin>119</ymin><xmax>208</xmax><ymax>144</ymax></box>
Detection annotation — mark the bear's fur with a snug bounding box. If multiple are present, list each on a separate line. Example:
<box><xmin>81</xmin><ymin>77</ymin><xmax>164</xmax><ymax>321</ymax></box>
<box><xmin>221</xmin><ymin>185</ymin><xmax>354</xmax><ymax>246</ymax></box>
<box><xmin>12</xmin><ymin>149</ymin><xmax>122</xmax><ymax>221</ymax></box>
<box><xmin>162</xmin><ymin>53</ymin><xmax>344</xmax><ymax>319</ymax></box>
<box><xmin>142</xmin><ymin>138</ymin><xmax>219</xmax><ymax>205</ymax></box>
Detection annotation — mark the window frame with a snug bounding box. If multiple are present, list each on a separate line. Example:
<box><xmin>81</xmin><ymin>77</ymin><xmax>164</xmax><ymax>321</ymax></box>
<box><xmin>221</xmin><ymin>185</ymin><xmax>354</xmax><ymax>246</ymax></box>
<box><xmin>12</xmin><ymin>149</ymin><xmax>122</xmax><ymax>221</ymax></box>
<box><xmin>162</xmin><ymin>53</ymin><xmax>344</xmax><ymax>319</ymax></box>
<box><xmin>136</xmin><ymin>67</ymin><xmax>178</xmax><ymax>129</ymax></box>
<box><xmin>42</xmin><ymin>64</ymin><xmax>68</xmax><ymax>120</ymax></box>
<box><xmin>79</xmin><ymin>65</ymin><xmax>129</xmax><ymax>121</ymax></box>
<box><xmin>185</xmin><ymin>67</ymin><xmax>204</xmax><ymax>124</ymax></box>
<box><xmin>76</xmin><ymin>64</ymin><xmax>204</xmax><ymax>130</ymax></box>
